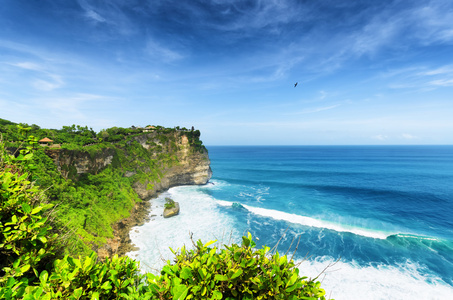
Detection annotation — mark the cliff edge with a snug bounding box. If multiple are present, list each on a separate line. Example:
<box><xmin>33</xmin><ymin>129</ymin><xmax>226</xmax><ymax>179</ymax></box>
<box><xmin>42</xmin><ymin>129</ymin><xmax>211</xmax><ymax>257</ymax></box>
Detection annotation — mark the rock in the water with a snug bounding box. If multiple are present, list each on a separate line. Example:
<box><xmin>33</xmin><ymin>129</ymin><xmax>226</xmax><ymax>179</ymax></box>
<box><xmin>163</xmin><ymin>202</ymin><xmax>180</xmax><ymax>218</ymax></box>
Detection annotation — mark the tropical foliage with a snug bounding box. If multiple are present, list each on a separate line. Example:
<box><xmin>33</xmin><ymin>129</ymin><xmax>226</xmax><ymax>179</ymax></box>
<box><xmin>0</xmin><ymin>120</ymin><xmax>330</xmax><ymax>299</ymax></box>
<box><xmin>0</xmin><ymin>121</ymin><xmax>207</xmax><ymax>255</ymax></box>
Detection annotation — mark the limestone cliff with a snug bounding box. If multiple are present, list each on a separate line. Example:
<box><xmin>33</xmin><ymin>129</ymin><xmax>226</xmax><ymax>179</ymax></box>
<box><xmin>45</xmin><ymin>148</ymin><xmax>116</xmax><ymax>178</ymax></box>
<box><xmin>43</xmin><ymin>130</ymin><xmax>211</xmax><ymax>257</ymax></box>
<box><xmin>45</xmin><ymin>131</ymin><xmax>211</xmax><ymax>196</ymax></box>
<box><xmin>131</xmin><ymin>133</ymin><xmax>212</xmax><ymax>200</ymax></box>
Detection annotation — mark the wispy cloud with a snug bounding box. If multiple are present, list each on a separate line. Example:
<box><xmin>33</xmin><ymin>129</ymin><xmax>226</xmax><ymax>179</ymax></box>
<box><xmin>369</xmin><ymin>62</ymin><xmax>453</xmax><ymax>91</ymax></box>
<box><xmin>77</xmin><ymin>0</ymin><xmax>135</xmax><ymax>35</ymax></box>
<box><xmin>350</xmin><ymin>15</ymin><xmax>401</xmax><ymax>57</ymax></box>
<box><xmin>428</xmin><ymin>78</ymin><xmax>453</xmax><ymax>86</ymax></box>
<box><xmin>85</xmin><ymin>10</ymin><xmax>106</xmax><ymax>23</ymax></box>
<box><xmin>32</xmin><ymin>75</ymin><xmax>64</xmax><ymax>91</ymax></box>
<box><xmin>411</xmin><ymin>0</ymin><xmax>453</xmax><ymax>44</ymax></box>
<box><xmin>145</xmin><ymin>40</ymin><xmax>185</xmax><ymax>63</ymax></box>
<box><xmin>8</xmin><ymin>62</ymin><xmax>42</xmax><ymax>71</ymax></box>
<box><xmin>373</xmin><ymin>134</ymin><xmax>388</xmax><ymax>141</ymax></box>
<box><xmin>287</xmin><ymin>104</ymin><xmax>340</xmax><ymax>115</ymax></box>
<box><xmin>309</xmin><ymin>1</ymin><xmax>453</xmax><ymax>74</ymax></box>
<box><xmin>419</xmin><ymin>65</ymin><xmax>453</xmax><ymax>76</ymax></box>
<box><xmin>401</xmin><ymin>133</ymin><xmax>419</xmax><ymax>140</ymax></box>
<box><xmin>5</xmin><ymin>60</ymin><xmax>65</xmax><ymax>91</ymax></box>
<box><xmin>42</xmin><ymin>93</ymin><xmax>104</xmax><ymax>110</ymax></box>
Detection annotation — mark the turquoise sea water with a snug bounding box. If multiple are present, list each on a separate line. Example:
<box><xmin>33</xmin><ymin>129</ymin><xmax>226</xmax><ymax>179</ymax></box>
<box><xmin>128</xmin><ymin>146</ymin><xmax>453</xmax><ymax>299</ymax></box>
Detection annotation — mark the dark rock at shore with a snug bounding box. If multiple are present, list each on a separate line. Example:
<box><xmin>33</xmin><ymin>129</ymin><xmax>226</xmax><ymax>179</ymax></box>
<box><xmin>163</xmin><ymin>202</ymin><xmax>180</xmax><ymax>218</ymax></box>
<box><xmin>93</xmin><ymin>133</ymin><xmax>211</xmax><ymax>259</ymax></box>
<box><xmin>98</xmin><ymin>200</ymin><xmax>151</xmax><ymax>259</ymax></box>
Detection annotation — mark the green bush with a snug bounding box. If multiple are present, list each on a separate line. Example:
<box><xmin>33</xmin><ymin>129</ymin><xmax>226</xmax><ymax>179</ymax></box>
<box><xmin>0</xmin><ymin>139</ymin><xmax>58</xmax><ymax>293</ymax></box>
<box><xmin>0</xmin><ymin>122</ymin><xmax>330</xmax><ymax>299</ymax></box>
<box><xmin>164</xmin><ymin>198</ymin><xmax>176</xmax><ymax>209</ymax></box>
<box><xmin>146</xmin><ymin>232</ymin><xmax>328</xmax><ymax>300</ymax></box>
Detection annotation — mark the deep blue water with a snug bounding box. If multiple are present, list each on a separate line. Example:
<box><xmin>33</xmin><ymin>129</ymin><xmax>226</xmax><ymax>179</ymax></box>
<box><xmin>129</xmin><ymin>146</ymin><xmax>453</xmax><ymax>299</ymax></box>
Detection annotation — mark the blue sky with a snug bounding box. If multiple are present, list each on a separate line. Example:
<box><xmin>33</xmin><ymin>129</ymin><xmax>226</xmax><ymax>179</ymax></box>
<box><xmin>1</xmin><ymin>0</ymin><xmax>453</xmax><ymax>145</ymax></box>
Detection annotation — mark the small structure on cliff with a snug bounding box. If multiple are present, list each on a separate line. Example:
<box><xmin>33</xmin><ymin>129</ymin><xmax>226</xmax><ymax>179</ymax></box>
<box><xmin>163</xmin><ymin>198</ymin><xmax>180</xmax><ymax>218</ymax></box>
<box><xmin>143</xmin><ymin>126</ymin><xmax>156</xmax><ymax>132</ymax></box>
<box><xmin>39</xmin><ymin>137</ymin><xmax>53</xmax><ymax>146</ymax></box>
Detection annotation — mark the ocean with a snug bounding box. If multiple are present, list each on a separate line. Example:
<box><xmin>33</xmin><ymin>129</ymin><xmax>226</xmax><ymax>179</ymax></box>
<box><xmin>127</xmin><ymin>146</ymin><xmax>453</xmax><ymax>299</ymax></box>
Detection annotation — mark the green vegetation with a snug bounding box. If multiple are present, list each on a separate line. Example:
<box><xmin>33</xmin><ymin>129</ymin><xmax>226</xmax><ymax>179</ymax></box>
<box><xmin>0</xmin><ymin>154</ymin><xmax>328</xmax><ymax>298</ymax></box>
<box><xmin>0</xmin><ymin>138</ymin><xmax>57</xmax><ymax>288</ymax></box>
<box><xmin>164</xmin><ymin>198</ymin><xmax>176</xmax><ymax>209</ymax></box>
<box><xmin>0</xmin><ymin>121</ymin><xmax>207</xmax><ymax>255</ymax></box>
<box><xmin>0</xmin><ymin>119</ymin><xmax>330</xmax><ymax>299</ymax></box>
<box><xmin>147</xmin><ymin>233</ymin><xmax>329</xmax><ymax>299</ymax></box>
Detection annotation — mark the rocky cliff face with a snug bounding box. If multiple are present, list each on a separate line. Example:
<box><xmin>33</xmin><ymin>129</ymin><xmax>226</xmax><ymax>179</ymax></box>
<box><xmin>45</xmin><ymin>148</ymin><xmax>116</xmax><ymax>178</ymax></box>
<box><xmin>131</xmin><ymin>134</ymin><xmax>212</xmax><ymax>200</ymax></box>
<box><xmin>46</xmin><ymin>132</ymin><xmax>211</xmax><ymax>198</ymax></box>
<box><xmin>44</xmin><ymin>130</ymin><xmax>211</xmax><ymax>258</ymax></box>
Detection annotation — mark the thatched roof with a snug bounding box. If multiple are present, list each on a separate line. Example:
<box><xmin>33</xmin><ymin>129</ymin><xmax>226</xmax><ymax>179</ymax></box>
<box><xmin>39</xmin><ymin>137</ymin><xmax>53</xmax><ymax>143</ymax></box>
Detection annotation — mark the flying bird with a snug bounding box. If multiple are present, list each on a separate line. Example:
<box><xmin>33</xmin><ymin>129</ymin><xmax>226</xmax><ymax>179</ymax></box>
<box><xmin>294</xmin><ymin>82</ymin><xmax>298</xmax><ymax>88</ymax></box>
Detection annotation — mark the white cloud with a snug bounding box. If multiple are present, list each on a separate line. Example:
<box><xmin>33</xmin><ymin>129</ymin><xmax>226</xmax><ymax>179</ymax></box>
<box><xmin>37</xmin><ymin>93</ymin><xmax>111</xmax><ymax>120</ymax></box>
<box><xmin>3</xmin><ymin>59</ymin><xmax>65</xmax><ymax>91</ymax></box>
<box><xmin>289</xmin><ymin>104</ymin><xmax>340</xmax><ymax>115</ymax></box>
<box><xmin>401</xmin><ymin>133</ymin><xmax>419</xmax><ymax>140</ymax></box>
<box><xmin>8</xmin><ymin>62</ymin><xmax>42</xmax><ymax>71</ymax></box>
<box><xmin>373</xmin><ymin>134</ymin><xmax>388</xmax><ymax>141</ymax></box>
<box><xmin>411</xmin><ymin>1</ymin><xmax>453</xmax><ymax>44</ymax></box>
<box><xmin>428</xmin><ymin>78</ymin><xmax>453</xmax><ymax>87</ymax></box>
<box><xmin>351</xmin><ymin>16</ymin><xmax>401</xmax><ymax>57</ymax></box>
<box><xmin>419</xmin><ymin>65</ymin><xmax>453</xmax><ymax>76</ymax></box>
<box><xmin>32</xmin><ymin>75</ymin><xmax>64</xmax><ymax>91</ymax></box>
<box><xmin>145</xmin><ymin>40</ymin><xmax>184</xmax><ymax>63</ymax></box>
<box><xmin>85</xmin><ymin>10</ymin><xmax>106</xmax><ymax>23</ymax></box>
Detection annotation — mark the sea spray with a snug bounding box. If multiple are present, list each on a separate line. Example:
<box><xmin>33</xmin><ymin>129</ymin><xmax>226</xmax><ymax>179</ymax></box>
<box><xmin>127</xmin><ymin>185</ymin><xmax>240</xmax><ymax>273</ymax></box>
<box><xmin>128</xmin><ymin>146</ymin><xmax>453</xmax><ymax>299</ymax></box>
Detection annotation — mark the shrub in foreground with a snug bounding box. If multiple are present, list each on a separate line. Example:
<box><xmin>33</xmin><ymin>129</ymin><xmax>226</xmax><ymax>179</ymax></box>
<box><xmin>146</xmin><ymin>233</ymin><xmax>327</xmax><ymax>300</ymax></box>
<box><xmin>0</xmin><ymin>138</ymin><xmax>329</xmax><ymax>299</ymax></box>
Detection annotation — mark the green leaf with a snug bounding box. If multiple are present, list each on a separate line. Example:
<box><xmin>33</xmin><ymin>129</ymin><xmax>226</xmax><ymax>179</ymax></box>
<box><xmin>10</xmin><ymin>215</ymin><xmax>18</xmax><ymax>225</ymax></box>
<box><xmin>285</xmin><ymin>284</ymin><xmax>298</xmax><ymax>293</ymax></box>
<box><xmin>230</xmin><ymin>269</ymin><xmax>243</xmax><ymax>280</ymax></box>
<box><xmin>73</xmin><ymin>287</ymin><xmax>83</xmax><ymax>299</ymax></box>
<box><xmin>67</xmin><ymin>256</ymin><xmax>76</xmax><ymax>267</ymax></box>
<box><xmin>90</xmin><ymin>292</ymin><xmax>100</xmax><ymax>300</ymax></box>
<box><xmin>101</xmin><ymin>281</ymin><xmax>112</xmax><ymax>290</ymax></box>
<box><xmin>175</xmin><ymin>286</ymin><xmax>189</xmax><ymax>300</ymax></box>
<box><xmin>20</xmin><ymin>264</ymin><xmax>31</xmax><ymax>273</ymax></box>
<box><xmin>180</xmin><ymin>267</ymin><xmax>193</xmax><ymax>280</ymax></box>
<box><xmin>204</xmin><ymin>240</ymin><xmax>217</xmax><ymax>248</ymax></box>
<box><xmin>214</xmin><ymin>274</ymin><xmax>228</xmax><ymax>281</ymax></box>
<box><xmin>39</xmin><ymin>270</ymin><xmax>48</xmax><ymax>285</ymax></box>
<box><xmin>31</xmin><ymin>206</ymin><xmax>43</xmax><ymax>215</ymax></box>
<box><xmin>213</xmin><ymin>290</ymin><xmax>223</xmax><ymax>299</ymax></box>
<box><xmin>21</xmin><ymin>203</ymin><xmax>32</xmax><ymax>214</ymax></box>
<box><xmin>279</xmin><ymin>255</ymin><xmax>288</xmax><ymax>265</ymax></box>
<box><xmin>242</xmin><ymin>236</ymin><xmax>250</xmax><ymax>247</ymax></box>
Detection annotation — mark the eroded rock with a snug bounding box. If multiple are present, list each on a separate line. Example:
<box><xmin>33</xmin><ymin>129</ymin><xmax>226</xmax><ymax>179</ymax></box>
<box><xmin>163</xmin><ymin>202</ymin><xmax>180</xmax><ymax>218</ymax></box>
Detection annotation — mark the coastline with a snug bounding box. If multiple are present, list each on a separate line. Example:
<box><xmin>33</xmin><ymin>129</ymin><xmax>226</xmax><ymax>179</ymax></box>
<box><xmin>96</xmin><ymin>139</ymin><xmax>212</xmax><ymax>259</ymax></box>
<box><xmin>99</xmin><ymin>168</ymin><xmax>212</xmax><ymax>258</ymax></box>
<box><xmin>96</xmin><ymin>199</ymin><xmax>151</xmax><ymax>259</ymax></box>
<box><xmin>105</xmin><ymin>182</ymin><xmax>211</xmax><ymax>259</ymax></box>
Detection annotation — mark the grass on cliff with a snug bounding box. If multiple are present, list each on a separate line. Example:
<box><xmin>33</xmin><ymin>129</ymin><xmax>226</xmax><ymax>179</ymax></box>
<box><xmin>0</xmin><ymin>122</ymin><xmax>204</xmax><ymax>256</ymax></box>
<box><xmin>0</xmin><ymin>125</ymin><xmax>330</xmax><ymax>300</ymax></box>
<box><xmin>0</xmin><ymin>144</ymin><xmax>330</xmax><ymax>299</ymax></box>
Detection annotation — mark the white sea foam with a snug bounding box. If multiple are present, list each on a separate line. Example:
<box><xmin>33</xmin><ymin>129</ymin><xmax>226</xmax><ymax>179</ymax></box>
<box><xmin>127</xmin><ymin>185</ymin><xmax>453</xmax><ymax>299</ymax></box>
<box><xmin>298</xmin><ymin>257</ymin><xmax>453</xmax><ymax>300</ymax></box>
<box><xmin>216</xmin><ymin>200</ymin><xmax>390</xmax><ymax>239</ymax></box>
<box><xmin>127</xmin><ymin>185</ymin><xmax>239</xmax><ymax>273</ymax></box>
